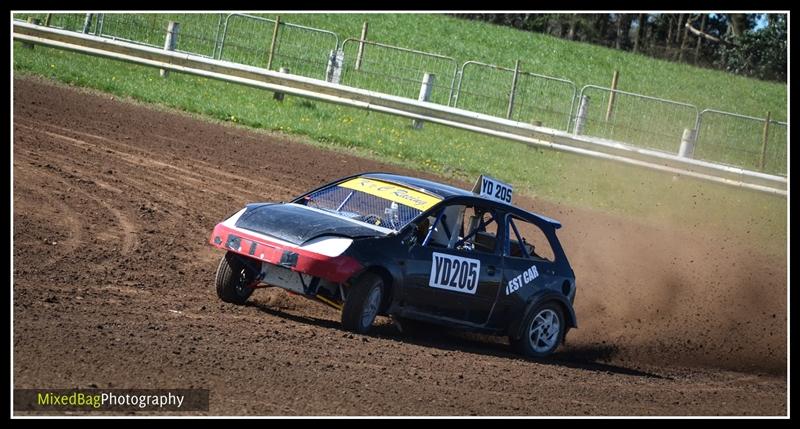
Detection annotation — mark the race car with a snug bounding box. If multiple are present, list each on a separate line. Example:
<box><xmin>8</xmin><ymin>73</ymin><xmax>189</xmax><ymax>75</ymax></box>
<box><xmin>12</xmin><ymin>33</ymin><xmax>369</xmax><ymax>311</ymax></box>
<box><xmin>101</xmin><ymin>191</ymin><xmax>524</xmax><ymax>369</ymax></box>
<box><xmin>209</xmin><ymin>172</ymin><xmax>576</xmax><ymax>357</ymax></box>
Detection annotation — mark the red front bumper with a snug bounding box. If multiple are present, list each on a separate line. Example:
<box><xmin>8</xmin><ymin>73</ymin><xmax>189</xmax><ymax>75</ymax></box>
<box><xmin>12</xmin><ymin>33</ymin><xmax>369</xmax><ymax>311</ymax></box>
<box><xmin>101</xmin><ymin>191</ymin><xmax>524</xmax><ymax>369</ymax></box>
<box><xmin>209</xmin><ymin>223</ymin><xmax>363</xmax><ymax>284</ymax></box>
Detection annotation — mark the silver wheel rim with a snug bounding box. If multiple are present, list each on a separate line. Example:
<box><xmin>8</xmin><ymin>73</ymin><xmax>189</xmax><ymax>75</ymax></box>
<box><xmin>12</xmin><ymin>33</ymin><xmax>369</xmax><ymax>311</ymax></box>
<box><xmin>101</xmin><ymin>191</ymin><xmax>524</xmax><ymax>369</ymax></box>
<box><xmin>528</xmin><ymin>309</ymin><xmax>560</xmax><ymax>353</ymax></box>
<box><xmin>360</xmin><ymin>285</ymin><xmax>381</xmax><ymax>329</ymax></box>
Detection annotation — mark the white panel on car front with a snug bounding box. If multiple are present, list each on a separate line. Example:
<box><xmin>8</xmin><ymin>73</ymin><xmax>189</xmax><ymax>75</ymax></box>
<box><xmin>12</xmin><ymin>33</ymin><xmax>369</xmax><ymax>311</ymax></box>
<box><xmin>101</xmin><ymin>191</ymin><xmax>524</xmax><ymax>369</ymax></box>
<box><xmin>221</xmin><ymin>208</ymin><xmax>247</xmax><ymax>228</ymax></box>
<box><xmin>299</xmin><ymin>236</ymin><xmax>353</xmax><ymax>257</ymax></box>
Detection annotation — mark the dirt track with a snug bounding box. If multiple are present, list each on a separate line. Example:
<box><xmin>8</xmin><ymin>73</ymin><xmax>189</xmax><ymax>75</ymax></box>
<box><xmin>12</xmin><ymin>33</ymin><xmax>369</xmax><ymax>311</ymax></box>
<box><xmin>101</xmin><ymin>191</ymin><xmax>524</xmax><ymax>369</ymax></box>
<box><xmin>13</xmin><ymin>77</ymin><xmax>787</xmax><ymax>415</ymax></box>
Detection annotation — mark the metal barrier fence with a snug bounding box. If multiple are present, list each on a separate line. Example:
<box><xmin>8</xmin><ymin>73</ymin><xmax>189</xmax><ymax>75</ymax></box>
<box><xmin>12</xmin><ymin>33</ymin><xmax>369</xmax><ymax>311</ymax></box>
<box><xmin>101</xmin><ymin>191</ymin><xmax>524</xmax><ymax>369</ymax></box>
<box><xmin>695</xmin><ymin>109</ymin><xmax>788</xmax><ymax>176</ymax></box>
<box><xmin>13</xmin><ymin>21</ymin><xmax>787</xmax><ymax>195</ymax></box>
<box><xmin>20</xmin><ymin>13</ymin><xmax>95</xmax><ymax>33</ymax></box>
<box><xmin>453</xmin><ymin>61</ymin><xmax>577</xmax><ymax>131</ymax></box>
<box><xmin>217</xmin><ymin>14</ymin><xmax>338</xmax><ymax>80</ymax></box>
<box><xmin>14</xmin><ymin>14</ymin><xmax>787</xmax><ymax>177</ymax></box>
<box><xmin>575</xmin><ymin>85</ymin><xmax>699</xmax><ymax>154</ymax></box>
<box><xmin>339</xmin><ymin>38</ymin><xmax>458</xmax><ymax>106</ymax></box>
<box><xmin>95</xmin><ymin>13</ymin><xmax>224</xmax><ymax>59</ymax></box>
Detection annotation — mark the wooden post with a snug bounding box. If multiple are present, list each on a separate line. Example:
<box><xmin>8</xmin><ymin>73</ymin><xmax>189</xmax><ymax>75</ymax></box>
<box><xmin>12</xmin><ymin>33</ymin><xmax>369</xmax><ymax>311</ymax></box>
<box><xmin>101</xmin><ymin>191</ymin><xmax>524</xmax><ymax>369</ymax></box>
<box><xmin>355</xmin><ymin>21</ymin><xmax>368</xmax><ymax>71</ymax></box>
<box><xmin>22</xmin><ymin>17</ymin><xmax>40</xmax><ymax>49</ymax></box>
<box><xmin>160</xmin><ymin>21</ymin><xmax>180</xmax><ymax>78</ymax></box>
<box><xmin>412</xmin><ymin>73</ymin><xmax>435</xmax><ymax>129</ymax></box>
<box><xmin>267</xmin><ymin>16</ymin><xmax>281</xmax><ymax>71</ymax></box>
<box><xmin>274</xmin><ymin>67</ymin><xmax>290</xmax><ymax>101</ymax></box>
<box><xmin>44</xmin><ymin>14</ymin><xmax>52</xmax><ymax>27</ymax></box>
<box><xmin>759</xmin><ymin>111</ymin><xmax>771</xmax><ymax>171</ymax></box>
<box><xmin>507</xmin><ymin>60</ymin><xmax>520</xmax><ymax>120</ymax></box>
<box><xmin>605</xmin><ymin>70</ymin><xmax>619</xmax><ymax>122</ymax></box>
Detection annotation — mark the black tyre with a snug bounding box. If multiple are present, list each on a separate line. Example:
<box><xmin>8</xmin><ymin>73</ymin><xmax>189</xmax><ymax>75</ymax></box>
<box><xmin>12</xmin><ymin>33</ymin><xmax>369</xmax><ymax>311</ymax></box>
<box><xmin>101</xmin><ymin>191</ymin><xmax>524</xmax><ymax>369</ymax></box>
<box><xmin>511</xmin><ymin>302</ymin><xmax>565</xmax><ymax>358</ymax></box>
<box><xmin>215</xmin><ymin>251</ymin><xmax>256</xmax><ymax>304</ymax></box>
<box><xmin>341</xmin><ymin>273</ymin><xmax>384</xmax><ymax>334</ymax></box>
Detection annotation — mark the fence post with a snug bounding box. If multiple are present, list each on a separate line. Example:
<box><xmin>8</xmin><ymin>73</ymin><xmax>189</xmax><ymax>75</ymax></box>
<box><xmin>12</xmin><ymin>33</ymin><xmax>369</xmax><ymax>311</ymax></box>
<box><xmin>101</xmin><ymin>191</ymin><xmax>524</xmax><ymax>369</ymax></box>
<box><xmin>412</xmin><ymin>73</ymin><xmax>436</xmax><ymax>129</ymax></box>
<box><xmin>160</xmin><ymin>21</ymin><xmax>180</xmax><ymax>78</ymax></box>
<box><xmin>605</xmin><ymin>70</ymin><xmax>619</xmax><ymax>122</ymax></box>
<box><xmin>82</xmin><ymin>13</ymin><xmax>93</xmax><ymax>34</ymax></box>
<box><xmin>267</xmin><ymin>15</ymin><xmax>281</xmax><ymax>71</ymax></box>
<box><xmin>355</xmin><ymin>21</ymin><xmax>368</xmax><ymax>71</ymax></box>
<box><xmin>95</xmin><ymin>13</ymin><xmax>105</xmax><ymax>35</ymax></box>
<box><xmin>44</xmin><ymin>14</ymin><xmax>52</xmax><ymax>27</ymax></box>
<box><xmin>507</xmin><ymin>60</ymin><xmax>520</xmax><ymax>120</ymax></box>
<box><xmin>274</xmin><ymin>67</ymin><xmax>290</xmax><ymax>101</ymax></box>
<box><xmin>759</xmin><ymin>111</ymin><xmax>771</xmax><ymax>171</ymax></box>
<box><xmin>22</xmin><ymin>17</ymin><xmax>40</xmax><ymax>49</ymax></box>
<box><xmin>325</xmin><ymin>49</ymin><xmax>344</xmax><ymax>84</ymax></box>
<box><xmin>573</xmin><ymin>95</ymin><xmax>589</xmax><ymax>135</ymax></box>
<box><xmin>678</xmin><ymin>128</ymin><xmax>696</xmax><ymax>158</ymax></box>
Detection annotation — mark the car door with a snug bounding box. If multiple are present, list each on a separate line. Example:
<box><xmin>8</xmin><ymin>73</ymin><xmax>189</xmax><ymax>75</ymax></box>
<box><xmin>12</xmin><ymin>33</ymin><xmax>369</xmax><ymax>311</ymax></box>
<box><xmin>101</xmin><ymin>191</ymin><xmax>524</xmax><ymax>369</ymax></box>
<box><xmin>492</xmin><ymin>213</ymin><xmax>562</xmax><ymax>327</ymax></box>
<box><xmin>401</xmin><ymin>201</ymin><xmax>504</xmax><ymax>325</ymax></box>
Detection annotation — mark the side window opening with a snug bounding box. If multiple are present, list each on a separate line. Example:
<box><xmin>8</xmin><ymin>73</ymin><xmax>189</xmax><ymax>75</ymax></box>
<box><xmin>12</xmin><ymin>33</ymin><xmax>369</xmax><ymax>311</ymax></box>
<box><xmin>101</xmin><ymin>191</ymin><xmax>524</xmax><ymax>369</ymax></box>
<box><xmin>506</xmin><ymin>216</ymin><xmax>555</xmax><ymax>262</ymax></box>
<box><xmin>420</xmin><ymin>205</ymin><xmax>498</xmax><ymax>254</ymax></box>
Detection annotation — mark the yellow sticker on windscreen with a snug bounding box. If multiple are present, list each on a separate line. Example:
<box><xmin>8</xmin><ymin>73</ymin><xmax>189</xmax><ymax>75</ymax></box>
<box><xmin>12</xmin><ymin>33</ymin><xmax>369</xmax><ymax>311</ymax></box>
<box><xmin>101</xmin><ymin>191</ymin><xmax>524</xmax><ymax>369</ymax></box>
<box><xmin>339</xmin><ymin>178</ymin><xmax>441</xmax><ymax>211</ymax></box>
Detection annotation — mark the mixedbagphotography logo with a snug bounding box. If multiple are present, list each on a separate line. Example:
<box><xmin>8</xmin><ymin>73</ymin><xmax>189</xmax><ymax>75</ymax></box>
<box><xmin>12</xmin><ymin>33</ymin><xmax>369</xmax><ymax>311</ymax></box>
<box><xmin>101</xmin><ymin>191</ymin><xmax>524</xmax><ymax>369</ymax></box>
<box><xmin>14</xmin><ymin>389</ymin><xmax>209</xmax><ymax>412</ymax></box>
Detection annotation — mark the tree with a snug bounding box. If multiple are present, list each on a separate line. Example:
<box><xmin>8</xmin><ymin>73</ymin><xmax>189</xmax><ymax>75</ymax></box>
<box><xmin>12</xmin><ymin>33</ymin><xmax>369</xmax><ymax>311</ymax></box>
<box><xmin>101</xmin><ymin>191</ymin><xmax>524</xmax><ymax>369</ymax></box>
<box><xmin>694</xmin><ymin>14</ymin><xmax>707</xmax><ymax>63</ymax></box>
<box><xmin>448</xmin><ymin>13</ymin><xmax>786</xmax><ymax>82</ymax></box>
<box><xmin>633</xmin><ymin>13</ymin><xmax>645</xmax><ymax>53</ymax></box>
<box><xmin>614</xmin><ymin>14</ymin><xmax>632</xmax><ymax>49</ymax></box>
<box><xmin>716</xmin><ymin>14</ymin><xmax>787</xmax><ymax>80</ymax></box>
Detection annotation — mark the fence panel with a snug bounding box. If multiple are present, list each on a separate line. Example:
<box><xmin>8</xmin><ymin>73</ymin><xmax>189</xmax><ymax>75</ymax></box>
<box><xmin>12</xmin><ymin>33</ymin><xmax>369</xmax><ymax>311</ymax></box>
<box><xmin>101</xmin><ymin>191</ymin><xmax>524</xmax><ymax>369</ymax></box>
<box><xmin>339</xmin><ymin>38</ymin><xmax>458</xmax><ymax>106</ymax></box>
<box><xmin>93</xmin><ymin>13</ymin><xmax>223</xmax><ymax>59</ymax></box>
<box><xmin>218</xmin><ymin>14</ymin><xmax>338</xmax><ymax>80</ymax></box>
<box><xmin>695</xmin><ymin>110</ymin><xmax>787</xmax><ymax>176</ymax></box>
<box><xmin>15</xmin><ymin>13</ymin><xmax>96</xmax><ymax>33</ymax></box>
<box><xmin>577</xmin><ymin>85</ymin><xmax>699</xmax><ymax>154</ymax></box>
<box><xmin>272</xmin><ymin>20</ymin><xmax>339</xmax><ymax>80</ymax></box>
<box><xmin>453</xmin><ymin>61</ymin><xmax>576</xmax><ymax>131</ymax></box>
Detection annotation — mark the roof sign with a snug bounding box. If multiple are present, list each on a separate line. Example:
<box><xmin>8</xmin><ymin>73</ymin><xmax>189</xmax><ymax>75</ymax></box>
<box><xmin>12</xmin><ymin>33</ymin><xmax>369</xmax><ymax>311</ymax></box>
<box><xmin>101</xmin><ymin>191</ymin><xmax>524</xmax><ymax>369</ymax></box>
<box><xmin>472</xmin><ymin>174</ymin><xmax>513</xmax><ymax>205</ymax></box>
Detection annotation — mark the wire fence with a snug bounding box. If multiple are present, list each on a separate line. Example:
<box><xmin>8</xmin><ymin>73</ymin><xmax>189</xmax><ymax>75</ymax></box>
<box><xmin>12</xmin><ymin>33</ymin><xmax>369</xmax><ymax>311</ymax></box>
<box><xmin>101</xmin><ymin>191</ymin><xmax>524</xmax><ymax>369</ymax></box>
<box><xmin>339</xmin><ymin>38</ymin><xmax>458</xmax><ymax>106</ymax></box>
<box><xmin>695</xmin><ymin>110</ymin><xmax>788</xmax><ymax>176</ymax></box>
<box><xmin>575</xmin><ymin>85</ymin><xmax>700</xmax><ymax>154</ymax></box>
<box><xmin>20</xmin><ymin>13</ymin><xmax>95</xmax><ymax>33</ymax></box>
<box><xmin>453</xmin><ymin>61</ymin><xmax>577</xmax><ymax>131</ymax></box>
<box><xmin>14</xmin><ymin>13</ymin><xmax>787</xmax><ymax>176</ymax></box>
<box><xmin>96</xmin><ymin>13</ymin><xmax>224</xmax><ymax>59</ymax></box>
<box><xmin>217</xmin><ymin>14</ymin><xmax>338</xmax><ymax>80</ymax></box>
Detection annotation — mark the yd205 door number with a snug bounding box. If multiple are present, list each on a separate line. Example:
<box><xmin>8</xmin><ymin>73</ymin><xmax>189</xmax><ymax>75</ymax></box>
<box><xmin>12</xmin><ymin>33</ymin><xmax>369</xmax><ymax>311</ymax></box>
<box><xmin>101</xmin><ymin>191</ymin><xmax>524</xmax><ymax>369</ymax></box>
<box><xmin>429</xmin><ymin>252</ymin><xmax>480</xmax><ymax>295</ymax></box>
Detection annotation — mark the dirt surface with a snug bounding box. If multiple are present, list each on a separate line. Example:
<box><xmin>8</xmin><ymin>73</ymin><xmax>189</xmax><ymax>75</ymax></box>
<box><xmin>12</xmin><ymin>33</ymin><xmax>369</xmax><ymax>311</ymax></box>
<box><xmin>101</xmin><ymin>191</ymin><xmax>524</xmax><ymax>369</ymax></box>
<box><xmin>13</xmin><ymin>77</ymin><xmax>787</xmax><ymax>416</ymax></box>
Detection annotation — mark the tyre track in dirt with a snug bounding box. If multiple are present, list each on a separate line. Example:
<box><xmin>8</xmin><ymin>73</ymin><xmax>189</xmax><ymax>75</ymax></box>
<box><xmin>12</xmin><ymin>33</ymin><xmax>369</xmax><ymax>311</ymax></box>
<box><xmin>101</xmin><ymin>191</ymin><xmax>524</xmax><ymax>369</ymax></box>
<box><xmin>13</xmin><ymin>76</ymin><xmax>786</xmax><ymax>415</ymax></box>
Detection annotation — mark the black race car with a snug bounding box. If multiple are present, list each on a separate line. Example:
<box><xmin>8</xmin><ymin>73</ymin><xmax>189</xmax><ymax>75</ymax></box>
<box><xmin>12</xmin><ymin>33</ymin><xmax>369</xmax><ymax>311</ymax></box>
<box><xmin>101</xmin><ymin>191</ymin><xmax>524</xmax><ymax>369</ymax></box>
<box><xmin>209</xmin><ymin>172</ymin><xmax>576</xmax><ymax>357</ymax></box>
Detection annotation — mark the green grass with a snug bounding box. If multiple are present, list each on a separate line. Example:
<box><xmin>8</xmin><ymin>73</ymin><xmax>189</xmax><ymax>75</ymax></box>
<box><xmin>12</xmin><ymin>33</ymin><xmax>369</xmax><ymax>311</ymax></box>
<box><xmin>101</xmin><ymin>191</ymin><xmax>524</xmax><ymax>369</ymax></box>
<box><xmin>15</xmin><ymin>13</ymin><xmax>787</xmax><ymax>173</ymax></box>
<box><xmin>12</xmin><ymin>15</ymin><xmax>787</xmax><ymax>252</ymax></box>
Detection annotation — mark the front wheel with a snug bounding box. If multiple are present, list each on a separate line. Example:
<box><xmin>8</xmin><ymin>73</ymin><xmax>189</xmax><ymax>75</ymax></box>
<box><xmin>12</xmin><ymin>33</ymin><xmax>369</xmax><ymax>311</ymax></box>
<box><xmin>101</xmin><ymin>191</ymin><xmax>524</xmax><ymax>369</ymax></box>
<box><xmin>341</xmin><ymin>273</ymin><xmax>384</xmax><ymax>334</ymax></box>
<box><xmin>215</xmin><ymin>252</ymin><xmax>256</xmax><ymax>304</ymax></box>
<box><xmin>511</xmin><ymin>303</ymin><xmax>565</xmax><ymax>358</ymax></box>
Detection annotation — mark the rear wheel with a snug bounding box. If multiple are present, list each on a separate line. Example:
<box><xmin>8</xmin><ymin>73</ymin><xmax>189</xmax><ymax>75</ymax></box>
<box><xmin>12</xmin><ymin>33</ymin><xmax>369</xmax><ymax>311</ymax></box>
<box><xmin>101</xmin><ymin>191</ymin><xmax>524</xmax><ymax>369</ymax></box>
<box><xmin>511</xmin><ymin>302</ymin><xmax>564</xmax><ymax>358</ymax></box>
<box><xmin>215</xmin><ymin>252</ymin><xmax>256</xmax><ymax>304</ymax></box>
<box><xmin>341</xmin><ymin>273</ymin><xmax>384</xmax><ymax>334</ymax></box>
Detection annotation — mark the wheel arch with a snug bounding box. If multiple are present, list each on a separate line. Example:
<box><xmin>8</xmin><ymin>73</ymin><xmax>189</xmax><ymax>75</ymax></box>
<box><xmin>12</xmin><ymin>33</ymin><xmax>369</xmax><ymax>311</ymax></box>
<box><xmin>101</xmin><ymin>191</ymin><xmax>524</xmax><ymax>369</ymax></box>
<box><xmin>509</xmin><ymin>292</ymin><xmax>577</xmax><ymax>340</ymax></box>
<box><xmin>349</xmin><ymin>265</ymin><xmax>395</xmax><ymax>313</ymax></box>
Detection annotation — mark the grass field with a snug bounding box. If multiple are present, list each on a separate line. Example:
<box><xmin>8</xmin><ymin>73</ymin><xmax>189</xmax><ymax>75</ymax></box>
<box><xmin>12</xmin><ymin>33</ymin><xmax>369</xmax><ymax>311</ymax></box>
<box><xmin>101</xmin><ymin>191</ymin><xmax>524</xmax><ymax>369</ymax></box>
<box><xmin>12</xmin><ymin>13</ymin><xmax>787</xmax><ymax>249</ymax></box>
<box><xmin>16</xmin><ymin>12</ymin><xmax>787</xmax><ymax>174</ymax></box>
